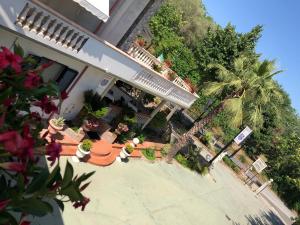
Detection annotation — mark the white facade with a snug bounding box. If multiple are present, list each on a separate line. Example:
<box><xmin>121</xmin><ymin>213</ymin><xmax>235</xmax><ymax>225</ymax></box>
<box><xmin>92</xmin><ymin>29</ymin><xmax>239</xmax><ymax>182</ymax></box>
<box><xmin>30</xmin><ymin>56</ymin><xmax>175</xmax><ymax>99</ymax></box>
<box><xmin>0</xmin><ymin>0</ymin><xmax>198</xmax><ymax>120</ymax></box>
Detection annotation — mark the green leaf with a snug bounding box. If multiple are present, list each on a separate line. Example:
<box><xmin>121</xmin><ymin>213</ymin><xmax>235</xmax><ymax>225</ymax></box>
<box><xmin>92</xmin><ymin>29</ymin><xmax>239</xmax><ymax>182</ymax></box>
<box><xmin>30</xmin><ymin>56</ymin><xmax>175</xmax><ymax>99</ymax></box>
<box><xmin>62</xmin><ymin>161</ymin><xmax>74</xmax><ymax>189</ymax></box>
<box><xmin>14</xmin><ymin>198</ymin><xmax>53</xmax><ymax>217</ymax></box>
<box><xmin>75</xmin><ymin>171</ymin><xmax>95</xmax><ymax>186</ymax></box>
<box><xmin>26</xmin><ymin>168</ymin><xmax>49</xmax><ymax>194</ymax></box>
<box><xmin>60</xmin><ymin>184</ymin><xmax>82</xmax><ymax>202</ymax></box>
<box><xmin>14</xmin><ymin>43</ymin><xmax>24</xmax><ymax>57</ymax></box>
<box><xmin>54</xmin><ymin>198</ymin><xmax>64</xmax><ymax>212</ymax></box>
<box><xmin>0</xmin><ymin>212</ymin><xmax>18</xmax><ymax>225</ymax></box>
<box><xmin>47</xmin><ymin>164</ymin><xmax>61</xmax><ymax>187</ymax></box>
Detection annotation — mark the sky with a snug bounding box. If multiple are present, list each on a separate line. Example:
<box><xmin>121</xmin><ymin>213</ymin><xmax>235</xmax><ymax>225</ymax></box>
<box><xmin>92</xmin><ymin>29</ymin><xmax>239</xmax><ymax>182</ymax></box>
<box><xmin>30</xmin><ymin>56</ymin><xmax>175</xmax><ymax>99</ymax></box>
<box><xmin>203</xmin><ymin>0</ymin><xmax>300</xmax><ymax>114</ymax></box>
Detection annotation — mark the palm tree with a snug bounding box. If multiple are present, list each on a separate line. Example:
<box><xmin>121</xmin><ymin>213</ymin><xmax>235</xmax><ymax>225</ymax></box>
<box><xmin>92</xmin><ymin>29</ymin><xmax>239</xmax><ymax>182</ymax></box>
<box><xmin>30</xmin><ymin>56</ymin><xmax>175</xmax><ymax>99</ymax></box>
<box><xmin>167</xmin><ymin>57</ymin><xmax>283</xmax><ymax>162</ymax></box>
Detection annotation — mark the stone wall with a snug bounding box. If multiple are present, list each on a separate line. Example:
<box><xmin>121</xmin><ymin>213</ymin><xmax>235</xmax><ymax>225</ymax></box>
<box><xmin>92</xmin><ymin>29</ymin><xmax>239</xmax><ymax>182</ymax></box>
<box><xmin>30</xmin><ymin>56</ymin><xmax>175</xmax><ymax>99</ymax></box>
<box><xmin>119</xmin><ymin>0</ymin><xmax>165</xmax><ymax>51</ymax></box>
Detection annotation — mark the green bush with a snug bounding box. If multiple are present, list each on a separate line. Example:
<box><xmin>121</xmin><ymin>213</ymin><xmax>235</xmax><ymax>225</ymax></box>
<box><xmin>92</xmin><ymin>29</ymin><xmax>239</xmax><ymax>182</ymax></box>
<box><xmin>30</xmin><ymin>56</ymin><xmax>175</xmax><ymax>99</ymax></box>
<box><xmin>202</xmin><ymin>131</ymin><xmax>213</xmax><ymax>145</ymax></box>
<box><xmin>149</xmin><ymin>111</ymin><xmax>167</xmax><ymax>129</ymax></box>
<box><xmin>142</xmin><ymin>148</ymin><xmax>156</xmax><ymax>161</ymax></box>
<box><xmin>175</xmin><ymin>154</ymin><xmax>189</xmax><ymax>168</ymax></box>
<box><xmin>161</xmin><ymin>144</ymin><xmax>171</xmax><ymax>157</ymax></box>
<box><xmin>200</xmin><ymin>166</ymin><xmax>209</xmax><ymax>176</ymax></box>
<box><xmin>82</xmin><ymin>139</ymin><xmax>93</xmax><ymax>152</ymax></box>
<box><xmin>223</xmin><ymin>156</ymin><xmax>240</xmax><ymax>173</ymax></box>
<box><xmin>238</xmin><ymin>154</ymin><xmax>247</xmax><ymax>163</ymax></box>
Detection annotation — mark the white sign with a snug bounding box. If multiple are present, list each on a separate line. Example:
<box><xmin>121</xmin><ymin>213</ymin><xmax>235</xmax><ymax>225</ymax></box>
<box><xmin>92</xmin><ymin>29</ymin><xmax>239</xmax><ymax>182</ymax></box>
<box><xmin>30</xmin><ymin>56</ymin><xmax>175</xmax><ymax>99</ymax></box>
<box><xmin>234</xmin><ymin>126</ymin><xmax>252</xmax><ymax>145</ymax></box>
<box><xmin>252</xmin><ymin>158</ymin><xmax>267</xmax><ymax>173</ymax></box>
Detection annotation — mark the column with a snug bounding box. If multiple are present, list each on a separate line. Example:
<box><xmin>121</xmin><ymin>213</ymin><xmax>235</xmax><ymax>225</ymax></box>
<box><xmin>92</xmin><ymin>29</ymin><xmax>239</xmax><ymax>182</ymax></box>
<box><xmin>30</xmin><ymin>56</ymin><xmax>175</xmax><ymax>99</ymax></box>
<box><xmin>166</xmin><ymin>105</ymin><xmax>179</xmax><ymax>121</ymax></box>
<box><xmin>142</xmin><ymin>100</ymin><xmax>166</xmax><ymax>130</ymax></box>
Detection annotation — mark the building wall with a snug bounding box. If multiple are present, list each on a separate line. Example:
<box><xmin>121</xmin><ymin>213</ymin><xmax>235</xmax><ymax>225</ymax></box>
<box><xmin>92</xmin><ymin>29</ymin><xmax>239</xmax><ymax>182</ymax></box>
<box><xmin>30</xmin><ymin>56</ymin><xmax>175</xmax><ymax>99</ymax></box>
<box><xmin>0</xmin><ymin>28</ymin><xmax>113</xmax><ymax>120</ymax></box>
<box><xmin>120</xmin><ymin>0</ymin><xmax>165</xmax><ymax>51</ymax></box>
<box><xmin>97</xmin><ymin>0</ymin><xmax>151</xmax><ymax>45</ymax></box>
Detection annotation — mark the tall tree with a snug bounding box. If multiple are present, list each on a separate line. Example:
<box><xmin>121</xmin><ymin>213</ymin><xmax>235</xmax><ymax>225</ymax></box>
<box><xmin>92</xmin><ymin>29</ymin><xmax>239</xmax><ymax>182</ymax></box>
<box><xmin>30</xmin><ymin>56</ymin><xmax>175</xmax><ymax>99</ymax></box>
<box><xmin>167</xmin><ymin>57</ymin><xmax>283</xmax><ymax>161</ymax></box>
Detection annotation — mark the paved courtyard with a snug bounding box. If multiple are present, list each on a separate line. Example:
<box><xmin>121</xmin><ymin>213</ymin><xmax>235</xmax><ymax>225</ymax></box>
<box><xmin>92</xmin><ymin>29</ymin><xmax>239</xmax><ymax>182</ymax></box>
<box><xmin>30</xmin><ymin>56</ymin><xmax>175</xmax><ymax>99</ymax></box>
<box><xmin>34</xmin><ymin>158</ymin><xmax>285</xmax><ymax>225</ymax></box>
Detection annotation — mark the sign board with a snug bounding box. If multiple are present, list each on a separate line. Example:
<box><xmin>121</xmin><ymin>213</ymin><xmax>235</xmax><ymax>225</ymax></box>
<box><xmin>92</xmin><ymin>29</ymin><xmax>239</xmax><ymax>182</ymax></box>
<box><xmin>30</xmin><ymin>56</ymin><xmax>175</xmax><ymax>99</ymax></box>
<box><xmin>252</xmin><ymin>158</ymin><xmax>267</xmax><ymax>173</ymax></box>
<box><xmin>234</xmin><ymin>126</ymin><xmax>252</xmax><ymax>145</ymax></box>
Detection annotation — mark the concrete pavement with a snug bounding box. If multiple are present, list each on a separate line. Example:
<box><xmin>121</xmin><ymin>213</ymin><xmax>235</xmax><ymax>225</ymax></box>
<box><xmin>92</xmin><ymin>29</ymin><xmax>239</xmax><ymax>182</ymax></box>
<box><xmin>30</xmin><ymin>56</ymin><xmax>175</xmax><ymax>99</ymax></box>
<box><xmin>33</xmin><ymin>158</ymin><xmax>285</xmax><ymax>225</ymax></box>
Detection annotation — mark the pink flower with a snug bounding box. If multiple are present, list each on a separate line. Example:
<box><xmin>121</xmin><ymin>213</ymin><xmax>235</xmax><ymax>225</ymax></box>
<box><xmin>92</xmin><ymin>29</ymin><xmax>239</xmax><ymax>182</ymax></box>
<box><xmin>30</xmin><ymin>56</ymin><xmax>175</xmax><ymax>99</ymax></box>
<box><xmin>0</xmin><ymin>199</ymin><xmax>11</xmax><ymax>211</ymax></box>
<box><xmin>0</xmin><ymin>162</ymin><xmax>25</xmax><ymax>172</ymax></box>
<box><xmin>33</xmin><ymin>96</ymin><xmax>58</xmax><ymax>114</ymax></box>
<box><xmin>73</xmin><ymin>197</ymin><xmax>90</xmax><ymax>211</ymax></box>
<box><xmin>46</xmin><ymin>140</ymin><xmax>62</xmax><ymax>166</ymax></box>
<box><xmin>0</xmin><ymin>47</ymin><xmax>22</xmax><ymax>73</ymax></box>
<box><xmin>24</xmin><ymin>72</ymin><xmax>41</xmax><ymax>89</ymax></box>
<box><xmin>0</xmin><ymin>127</ymin><xmax>34</xmax><ymax>161</ymax></box>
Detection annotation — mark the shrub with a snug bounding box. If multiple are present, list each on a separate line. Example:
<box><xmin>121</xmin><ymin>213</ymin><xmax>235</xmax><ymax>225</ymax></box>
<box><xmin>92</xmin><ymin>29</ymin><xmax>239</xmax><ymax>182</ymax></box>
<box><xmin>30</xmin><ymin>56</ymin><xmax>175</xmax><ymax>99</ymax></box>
<box><xmin>175</xmin><ymin>154</ymin><xmax>189</xmax><ymax>168</ymax></box>
<box><xmin>142</xmin><ymin>148</ymin><xmax>156</xmax><ymax>161</ymax></box>
<box><xmin>238</xmin><ymin>154</ymin><xmax>247</xmax><ymax>163</ymax></box>
<box><xmin>82</xmin><ymin>139</ymin><xmax>93</xmax><ymax>152</ymax></box>
<box><xmin>202</xmin><ymin>131</ymin><xmax>213</xmax><ymax>145</ymax></box>
<box><xmin>200</xmin><ymin>166</ymin><xmax>209</xmax><ymax>176</ymax></box>
<box><xmin>161</xmin><ymin>144</ymin><xmax>171</xmax><ymax>157</ymax></box>
<box><xmin>149</xmin><ymin>111</ymin><xmax>167</xmax><ymax>129</ymax></box>
<box><xmin>223</xmin><ymin>156</ymin><xmax>240</xmax><ymax>173</ymax></box>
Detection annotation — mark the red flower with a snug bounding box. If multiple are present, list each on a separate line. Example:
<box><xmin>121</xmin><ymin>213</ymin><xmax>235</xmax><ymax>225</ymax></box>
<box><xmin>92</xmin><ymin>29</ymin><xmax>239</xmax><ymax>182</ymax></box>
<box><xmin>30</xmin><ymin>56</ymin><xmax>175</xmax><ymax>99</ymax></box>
<box><xmin>0</xmin><ymin>199</ymin><xmax>11</xmax><ymax>211</ymax></box>
<box><xmin>0</xmin><ymin>162</ymin><xmax>25</xmax><ymax>172</ymax></box>
<box><xmin>3</xmin><ymin>97</ymin><xmax>14</xmax><ymax>107</ymax></box>
<box><xmin>46</xmin><ymin>140</ymin><xmax>62</xmax><ymax>166</ymax></box>
<box><xmin>60</xmin><ymin>90</ymin><xmax>69</xmax><ymax>100</ymax></box>
<box><xmin>24</xmin><ymin>72</ymin><xmax>41</xmax><ymax>89</ymax></box>
<box><xmin>73</xmin><ymin>197</ymin><xmax>90</xmax><ymax>211</ymax></box>
<box><xmin>0</xmin><ymin>47</ymin><xmax>22</xmax><ymax>73</ymax></box>
<box><xmin>41</xmin><ymin>61</ymin><xmax>54</xmax><ymax>69</ymax></box>
<box><xmin>33</xmin><ymin>96</ymin><xmax>58</xmax><ymax>114</ymax></box>
<box><xmin>0</xmin><ymin>112</ymin><xmax>5</xmax><ymax>127</ymax></box>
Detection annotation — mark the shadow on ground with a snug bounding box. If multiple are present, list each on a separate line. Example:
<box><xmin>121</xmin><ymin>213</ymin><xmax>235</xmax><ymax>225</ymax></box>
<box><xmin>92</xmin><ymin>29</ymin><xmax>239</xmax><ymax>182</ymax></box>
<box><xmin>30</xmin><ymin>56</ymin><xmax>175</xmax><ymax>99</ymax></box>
<box><xmin>245</xmin><ymin>210</ymin><xmax>284</xmax><ymax>225</ymax></box>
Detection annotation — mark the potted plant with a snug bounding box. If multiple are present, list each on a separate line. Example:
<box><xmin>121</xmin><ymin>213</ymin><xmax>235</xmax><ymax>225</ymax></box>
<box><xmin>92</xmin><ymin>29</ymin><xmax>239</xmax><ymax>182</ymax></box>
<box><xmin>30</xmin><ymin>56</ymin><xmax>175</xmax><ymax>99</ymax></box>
<box><xmin>135</xmin><ymin>36</ymin><xmax>145</xmax><ymax>47</ymax></box>
<box><xmin>48</xmin><ymin>116</ymin><xmax>65</xmax><ymax>134</ymax></box>
<box><xmin>164</xmin><ymin>59</ymin><xmax>172</xmax><ymax>68</ymax></box>
<box><xmin>120</xmin><ymin>143</ymin><xmax>134</xmax><ymax>159</ymax></box>
<box><xmin>167</xmin><ymin>71</ymin><xmax>177</xmax><ymax>81</ymax></box>
<box><xmin>76</xmin><ymin>139</ymin><xmax>93</xmax><ymax>159</ymax></box>
<box><xmin>114</xmin><ymin>123</ymin><xmax>129</xmax><ymax>135</ymax></box>
<box><xmin>152</xmin><ymin>63</ymin><xmax>162</xmax><ymax>73</ymax></box>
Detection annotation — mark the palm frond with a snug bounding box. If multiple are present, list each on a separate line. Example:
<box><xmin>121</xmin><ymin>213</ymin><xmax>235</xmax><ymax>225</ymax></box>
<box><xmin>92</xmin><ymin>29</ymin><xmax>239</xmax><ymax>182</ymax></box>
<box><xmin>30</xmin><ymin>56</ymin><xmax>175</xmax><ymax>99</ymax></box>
<box><xmin>224</xmin><ymin>97</ymin><xmax>243</xmax><ymax>127</ymax></box>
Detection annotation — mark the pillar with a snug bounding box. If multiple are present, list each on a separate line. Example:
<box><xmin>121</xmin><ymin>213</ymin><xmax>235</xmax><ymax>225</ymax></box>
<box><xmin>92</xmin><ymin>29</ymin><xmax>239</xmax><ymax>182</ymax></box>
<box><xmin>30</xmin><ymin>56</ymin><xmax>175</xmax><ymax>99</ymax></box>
<box><xmin>100</xmin><ymin>78</ymin><xmax>117</xmax><ymax>99</ymax></box>
<box><xmin>166</xmin><ymin>105</ymin><xmax>179</xmax><ymax>121</ymax></box>
<box><xmin>142</xmin><ymin>100</ymin><xmax>166</xmax><ymax>130</ymax></box>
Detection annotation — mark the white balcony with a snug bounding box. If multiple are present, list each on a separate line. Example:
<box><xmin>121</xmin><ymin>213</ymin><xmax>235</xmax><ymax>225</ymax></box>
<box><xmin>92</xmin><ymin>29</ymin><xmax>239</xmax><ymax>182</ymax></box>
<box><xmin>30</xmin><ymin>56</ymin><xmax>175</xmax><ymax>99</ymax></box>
<box><xmin>0</xmin><ymin>0</ymin><xmax>198</xmax><ymax>108</ymax></box>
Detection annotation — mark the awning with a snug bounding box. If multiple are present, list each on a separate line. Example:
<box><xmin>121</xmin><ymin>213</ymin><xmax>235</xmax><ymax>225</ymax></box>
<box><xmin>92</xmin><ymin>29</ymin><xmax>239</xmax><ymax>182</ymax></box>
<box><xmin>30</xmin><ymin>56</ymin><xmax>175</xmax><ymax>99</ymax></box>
<box><xmin>72</xmin><ymin>0</ymin><xmax>109</xmax><ymax>22</ymax></box>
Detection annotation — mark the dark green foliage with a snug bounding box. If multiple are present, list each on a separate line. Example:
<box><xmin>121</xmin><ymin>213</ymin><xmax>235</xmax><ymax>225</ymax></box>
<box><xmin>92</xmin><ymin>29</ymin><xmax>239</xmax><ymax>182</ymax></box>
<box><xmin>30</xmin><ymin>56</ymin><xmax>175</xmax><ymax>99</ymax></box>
<box><xmin>149</xmin><ymin>111</ymin><xmax>167</xmax><ymax>129</ymax></box>
<box><xmin>194</xmin><ymin>24</ymin><xmax>263</xmax><ymax>78</ymax></box>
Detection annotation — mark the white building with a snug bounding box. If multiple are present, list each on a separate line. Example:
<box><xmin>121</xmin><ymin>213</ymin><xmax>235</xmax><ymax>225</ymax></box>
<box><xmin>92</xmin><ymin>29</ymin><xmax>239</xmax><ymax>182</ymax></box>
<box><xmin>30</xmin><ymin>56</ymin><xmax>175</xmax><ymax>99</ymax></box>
<box><xmin>0</xmin><ymin>0</ymin><xmax>198</xmax><ymax>127</ymax></box>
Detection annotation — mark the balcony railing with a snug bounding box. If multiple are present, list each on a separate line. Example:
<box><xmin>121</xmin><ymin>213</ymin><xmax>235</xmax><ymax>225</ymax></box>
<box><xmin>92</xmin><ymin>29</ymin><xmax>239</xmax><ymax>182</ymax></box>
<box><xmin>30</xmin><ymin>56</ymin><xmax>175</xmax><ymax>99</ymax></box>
<box><xmin>16</xmin><ymin>2</ymin><xmax>89</xmax><ymax>52</ymax></box>
<box><xmin>128</xmin><ymin>43</ymin><xmax>192</xmax><ymax>93</ymax></box>
<box><xmin>0</xmin><ymin>0</ymin><xmax>198</xmax><ymax>108</ymax></box>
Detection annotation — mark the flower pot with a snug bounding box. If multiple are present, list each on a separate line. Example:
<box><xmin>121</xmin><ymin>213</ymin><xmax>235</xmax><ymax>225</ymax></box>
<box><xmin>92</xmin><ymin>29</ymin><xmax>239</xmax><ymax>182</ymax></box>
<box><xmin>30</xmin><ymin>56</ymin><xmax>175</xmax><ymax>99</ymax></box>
<box><xmin>76</xmin><ymin>144</ymin><xmax>90</xmax><ymax>159</ymax></box>
<box><xmin>48</xmin><ymin>119</ymin><xmax>64</xmax><ymax>135</ymax></box>
<box><xmin>120</xmin><ymin>147</ymin><xmax>131</xmax><ymax>159</ymax></box>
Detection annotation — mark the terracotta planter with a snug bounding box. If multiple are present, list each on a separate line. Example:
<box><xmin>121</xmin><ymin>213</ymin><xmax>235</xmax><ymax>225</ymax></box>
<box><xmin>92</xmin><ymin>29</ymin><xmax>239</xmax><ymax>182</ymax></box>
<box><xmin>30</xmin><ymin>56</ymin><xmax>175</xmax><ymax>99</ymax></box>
<box><xmin>48</xmin><ymin>119</ymin><xmax>64</xmax><ymax>135</ymax></box>
<box><xmin>76</xmin><ymin>144</ymin><xmax>90</xmax><ymax>159</ymax></box>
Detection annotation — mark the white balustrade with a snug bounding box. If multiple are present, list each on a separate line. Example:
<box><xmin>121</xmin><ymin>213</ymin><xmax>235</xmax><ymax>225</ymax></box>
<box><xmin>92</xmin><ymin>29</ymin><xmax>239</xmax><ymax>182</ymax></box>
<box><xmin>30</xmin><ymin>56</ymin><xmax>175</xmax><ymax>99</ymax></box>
<box><xmin>128</xmin><ymin>43</ymin><xmax>192</xmax><ymax>93</ymax></box>
<box><xmin>16</xmin><ymin>2</ymin><xmax>88</xmax><ymax>52</ymax></box>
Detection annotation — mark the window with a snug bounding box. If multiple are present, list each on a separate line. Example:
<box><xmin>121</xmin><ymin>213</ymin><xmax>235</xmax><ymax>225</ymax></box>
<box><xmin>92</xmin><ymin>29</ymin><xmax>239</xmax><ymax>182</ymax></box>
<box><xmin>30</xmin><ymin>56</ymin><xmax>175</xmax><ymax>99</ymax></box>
<box><xmin>26</xmin><ymin>54</ymin><xmax>78</xmax><ymax>92</ymax></box>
